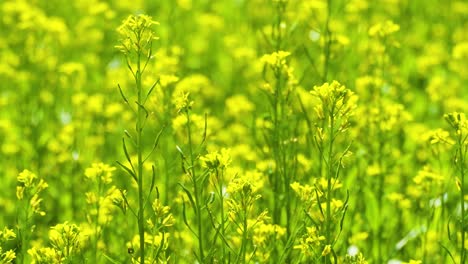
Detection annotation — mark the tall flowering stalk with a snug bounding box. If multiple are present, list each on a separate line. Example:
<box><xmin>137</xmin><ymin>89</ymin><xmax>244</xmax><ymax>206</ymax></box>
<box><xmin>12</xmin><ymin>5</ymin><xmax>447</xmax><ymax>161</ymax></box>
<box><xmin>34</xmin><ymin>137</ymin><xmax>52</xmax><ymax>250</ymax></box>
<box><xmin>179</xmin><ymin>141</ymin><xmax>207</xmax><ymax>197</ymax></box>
<box><xmin>16</xmin><ymin>170</ymin><xmax>48</xmax><ymax>264</ymax></box>
<box><xmin>366</xmin><ymin>20</ymin><xmax>400</xmax><ymax>262</ymax></box>
<box><xmin>201</xmin><ymin>148</ymin><xmax>232</xmax><ymax>262</ymax></box>
<box><xmin>444</xmin><ymin>112</ymin><xmax>467</xmax><ymax>264</ymax></box>
<box><xmin>115</xmin><ymin>14</ymin><xmax>163</xmax><ymax>264</ymax></box>
<box><xmin>174</xmin><ymin>92</ymin><xmax>208</xmax><ymax>262</ymax></box>
<box><xmin>260</xmin><ymin>50</ymin><xmax>298</xmax><ymax>232</ymax></box>
<box><xmin>310</xmin><ymin>81</ymin><xmax>357</xmax><ymax>263</ymax></box>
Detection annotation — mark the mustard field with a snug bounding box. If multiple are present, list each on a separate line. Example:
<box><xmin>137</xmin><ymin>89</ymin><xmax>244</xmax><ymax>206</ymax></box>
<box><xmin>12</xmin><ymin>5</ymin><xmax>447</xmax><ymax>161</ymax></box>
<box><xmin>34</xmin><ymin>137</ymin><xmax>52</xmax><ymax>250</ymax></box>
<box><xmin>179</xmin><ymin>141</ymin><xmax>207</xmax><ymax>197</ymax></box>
<box><xmin>0</xmin><ymin>0</ymin><xmax>467</xmax><ymax>263</ymax></box>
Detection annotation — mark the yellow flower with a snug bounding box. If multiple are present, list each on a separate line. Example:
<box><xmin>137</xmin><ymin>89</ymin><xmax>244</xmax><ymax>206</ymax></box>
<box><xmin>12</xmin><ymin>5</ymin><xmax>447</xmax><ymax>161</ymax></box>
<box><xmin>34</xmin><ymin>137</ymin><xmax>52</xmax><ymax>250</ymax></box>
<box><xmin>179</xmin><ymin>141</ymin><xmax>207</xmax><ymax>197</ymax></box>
<box><xmin>16</xmin><ymin>170</ymin><xmax>48</xmax><ymax>216</ymax></box>
<box><xmin>368</xmin><ymin>20</ymin><xmax>400</xmax><ymax>37</ymax></box>
<box><xmin>424</xmin><ymin>128</ymin><xmax>454</xmax><ymax>145</ymax></box>
<box><xmin>84</xmin><ymin>163</ymin><xmax>116</xmax><ymax>184</ymax></box>
<box><xmin>0</xmin><ymin>228</ymin><xmax>16</xmax><ymax>240</ymax></box>
<box><xmin>290</xmin><ymin>181</ymin><xmax>319</xmax><ymax>202</ymax></box>
<box><xmin>445</xmin><ymin>112</ymin><xmax>468</xmax><ymax>136</ymax></box>
<box><xmin>321</xmin><ymin>244</ymin><xmax>332</xmax><ymax>256</ymax></box>
<box><xmin>310</xmin><ymin>81</ymin><xmax>358</xmax><ymax>128</ymax></box>
<box><xmin>260</xmin><ymin>50</ymin><xmax>291</xmax><ymax>66</ymax></box>
<box><xmin>402</xmin><ymin>260</ymin><xmax>422</xmax><ymax>264</ymax></box>
<box><xmin>200</xmin><ymin>148</ymin><xmax>232</xmax><ymax>170</ymax></box>
<box><xmin>28</xmin><ymin>247</ymin><xmax>61</xmax><ymax>264</ymax></box>
<box><xmin>116</xmin><ymin>14</ymin><xmax>159</xmax><ymax>55</ymax></box>
<box><xmin>173</xmin><ymin>91</ymin><xmax>194</xmax><ymax>113</ymax></box>
<box><xmin>2</xmin><ymin>249</ymin><xmax>16</xmax><ymax>263</ymax></box>
<box><xmin>49</xmin><ymin>222</ymin><xmax>85</xmax><ymax>257</ymax></box>
<box><xmin>17</xmin><ymin>169</ymin><xmax>37</xmax><ymax>188</ymax></box>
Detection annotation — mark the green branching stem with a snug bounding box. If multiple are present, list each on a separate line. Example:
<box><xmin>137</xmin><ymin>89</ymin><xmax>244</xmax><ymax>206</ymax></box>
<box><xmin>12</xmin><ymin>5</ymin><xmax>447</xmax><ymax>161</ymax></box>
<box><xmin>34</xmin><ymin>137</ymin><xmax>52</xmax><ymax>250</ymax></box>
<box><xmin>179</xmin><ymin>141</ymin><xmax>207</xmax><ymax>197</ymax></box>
<box><xmin>322</xmin><ymin>0</ymin><xmax>332</xmax><ymax>82</ymax></box>
<box><xmin>324</xmin><ymin>107</ymin><xmax>335</xmax><ymax>264</ymax></box>
<box><xmin>135</xmin><ymin>34</ymin><xmax>146</xmax><ymax>263</ymax></box>
<box><xmin>457</xmin><ymin>133</ymin><xmax>466</xmax><ymax>264</ymax></box>
<box><xmin>184</xmin><ymin>109</ymin><xmax>205</xmax><ymax>262</ymax></box>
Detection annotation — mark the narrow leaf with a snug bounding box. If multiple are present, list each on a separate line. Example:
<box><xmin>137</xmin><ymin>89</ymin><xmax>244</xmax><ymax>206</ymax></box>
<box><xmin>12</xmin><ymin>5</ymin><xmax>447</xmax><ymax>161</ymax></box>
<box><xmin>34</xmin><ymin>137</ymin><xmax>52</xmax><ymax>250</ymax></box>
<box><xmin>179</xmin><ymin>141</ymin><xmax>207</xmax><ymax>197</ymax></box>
<box><xmin>122</xmin><ymin>138</ymin><xmax>135</xmax><ymax>171</ymax></box>
<box><xmin>144</xmin><ymin>78</ymin><xmax>160</xmax><ymax>104</ymax></box>
<box><xmin>181</xmin><ymin>198</ymin><xmax>197</xmax><ymax>236</ymax></box>
<box><xmin>116</xmin><ymin>161</ymin><xmax>137</xmax><ymax>183</ymax></box>
<box><xmin>135</xmin><ymin>101</ymin><xmax>149</xmax><ymax>118</ymax></box>
<box><xmin>144</xmin><ymin>126</ymin><xmax>166</xmax><ymax>162</ymax></box>
<box><xmin>102</xmin><ymin>253</ymin><xmax>121</xmax><ymax>264</ymax></box>
<box><xmin>315</xmin><ymin>187</ymin><xmax>325</xmax><ymax>218</ymax></box>
<box><xmin>118</xmin><ymin>84</ymin><xmax>129</xmax><ymax>104</ymax></box>
<box><xmin>439</xmin><ymin>242</ymin><xmax>456</xmax><ymax>264</ymax></box>
<box><xmin>178</xmin><ymin>183</ymin><xmax>197</xmax><ymax>214</ymax></box>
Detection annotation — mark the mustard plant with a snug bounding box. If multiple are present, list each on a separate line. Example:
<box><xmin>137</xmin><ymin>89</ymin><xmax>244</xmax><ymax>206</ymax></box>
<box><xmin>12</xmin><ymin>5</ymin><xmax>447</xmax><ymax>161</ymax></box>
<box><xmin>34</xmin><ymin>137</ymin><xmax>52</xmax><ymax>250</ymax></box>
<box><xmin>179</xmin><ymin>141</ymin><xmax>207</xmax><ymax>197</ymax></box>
<box><xmin>115</xmin><ymin>14</ymin><xmax>164</xmax><ymax>263</ymax></box>
<box><xmin>357</xmin><ymin>20</ymin><xmax>401</xmax><ymax>262</ymax></box>
<box><xmin>83</xmin><ymin>163</ymin><xmax>118</xmax><ymax>263</ymax></box>
<box><xmin>28</xmin><ymin>222</ymin><xmax>86</xmax><ymax>264</ymax></box>
<box><xmin>309</xmin><ymin>81</ymin><xmax>357</xmax><ymax>262</ymax></box>
<box><xmin>0</xmin><ymin>227</ymin><xmax>16</xmax><ymax>263</ymax></box>
<box><xmin>444</xmin><ymin>112</ymin><xmax>468</xmax><ymax>264</ymax></box>
<box><xmin>201</xmin><ymin>148</ymin><xmax>232</xmax><ymax>262</ymax></box>
<box><xmin>259</xmin><ymin>49</ymin><xmax>298</xmax><ymax>236</ymax></box>
<box><xmin>15</xmin><ymin>170</ymin><xmax>48</xmax><ymax>264</ymax></box>
<box><xmin>174</xmin><ymin>91</ymin><xmax>210</xmax><ymax>262</ymax></box>
<box><xmin>225</xmin><ymin>172</ymin><xmax>269</xmax><ymax>263</ymax></box>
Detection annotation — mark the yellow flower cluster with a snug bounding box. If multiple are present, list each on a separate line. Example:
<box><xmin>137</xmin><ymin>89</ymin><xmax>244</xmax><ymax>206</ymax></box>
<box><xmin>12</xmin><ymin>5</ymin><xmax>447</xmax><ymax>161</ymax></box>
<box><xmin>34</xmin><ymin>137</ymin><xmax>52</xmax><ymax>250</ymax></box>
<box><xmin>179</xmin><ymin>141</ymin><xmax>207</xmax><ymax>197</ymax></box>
<box><xmin>16</xmin><ymin>170</ymin><xmax>48</xmax><ymax>216</ymax></box>
<box><xmin>84</xmin><ymin>162</ymin><xmax>116</xmax><ymax>184</ymax></box>
<box><xmin>29</xmin><ymin>222</ymin><xmax>85</xmax><ymax>263</ymax></box>
<box><xmin>368</xmin><ymin>20</ymin><xmax>400</xmax><ymax>38</ymax></box>
<box><xmin>311</xmin><ymin>81</ymin><xmax>357</xmax><ymax>131</ymax></box>
<box><xmin>200</xmin><ymin>148</ymin><xmax>232</xmax><ymax>170</ymax></box>
<box><xmin>294</xmin><ymin>226</ymin><xmax>326</xmax><ymax>257</ymax></box>
<box><xmin>0</xmin><ymin>228</ymin><xmax>16</xmax><ymax>263</ymax></box>
<box><xmin>445</xmin><ymin>112</ymin><xmax>468</xmax><ymax>136</ymax></box>
<box><xmin>116</xmin><ymin>14</ymin><xmax>159</xmax><ymax>55</ymax></box>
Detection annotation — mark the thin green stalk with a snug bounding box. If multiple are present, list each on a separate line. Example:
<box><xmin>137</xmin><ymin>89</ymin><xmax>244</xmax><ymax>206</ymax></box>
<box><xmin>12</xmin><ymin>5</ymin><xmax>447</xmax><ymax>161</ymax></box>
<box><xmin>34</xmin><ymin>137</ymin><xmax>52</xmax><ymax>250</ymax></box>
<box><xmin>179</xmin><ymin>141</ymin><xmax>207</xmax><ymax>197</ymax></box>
<box><xmin>135</xmin><ymin>39</ymin><xmax>146</xmax><ymax>264</ymax></box>
<box><xmin>238</xmin><ymin>202</ymin><xmax>249</xmax><ymax>264</ymax></box>
<box><xmin>93</xmin><ymin>175</ymin><xmax>103</xmax><ymax>263</ymax></box>
<box><xmin>377</xmin><ymin>135</ymin><xmax>384</xmax><ymax>263</ymax></box>
<box><xmin>322</xmin><ymin>0</ymin><xmax>332</xmax><ymax>82</ymax></box>
<box><xmin>18</xmin><ymin>204</ymin><xmax>30</xmax><ymax>264</ymax></box>
<box><xmin>457</xmin><ymin>134</ymin><xmax>466</xmax><ymax>264</ymax></box>
<box><xmin>185</xmin><ymin>109</ymin><xmax>205</xmax><ymax>261</ymax></box>
<box><xmin>217</xmin><ymin>169</ymin><xmax>227</xmax><ymax>262</ymax></box>
<box><xmin>376</xmin><ymin>46</ymin><xmax>387</xmax><ymax>264</ymax></box>
<box><xmin>272</xmin><ymin>66</ymin><xmax>281</xmax><ymax>225</ymax></box>
<box><xmin>325</xmin><ymin>109</ymin><xmax>335</xmax><ymax>264</ymax></box>
<box><xmin>270</xmin><ymin>0</ymin><xmax>286</xmax><ymax>228</ymax></box>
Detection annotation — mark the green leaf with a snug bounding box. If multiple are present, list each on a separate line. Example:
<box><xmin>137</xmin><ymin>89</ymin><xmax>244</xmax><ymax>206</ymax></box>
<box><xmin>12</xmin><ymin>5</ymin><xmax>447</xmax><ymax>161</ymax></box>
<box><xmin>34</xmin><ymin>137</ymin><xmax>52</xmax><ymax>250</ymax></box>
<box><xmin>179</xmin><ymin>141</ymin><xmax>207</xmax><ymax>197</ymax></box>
<box><xmin>363</xmin><ymin>189</ymin><xmax>379</xmax><ymax>232</ymax></box>
<box><xmin>116</xmin><ymin>161</ymin><xmax>137</xmax><ymax>183</ymax></box>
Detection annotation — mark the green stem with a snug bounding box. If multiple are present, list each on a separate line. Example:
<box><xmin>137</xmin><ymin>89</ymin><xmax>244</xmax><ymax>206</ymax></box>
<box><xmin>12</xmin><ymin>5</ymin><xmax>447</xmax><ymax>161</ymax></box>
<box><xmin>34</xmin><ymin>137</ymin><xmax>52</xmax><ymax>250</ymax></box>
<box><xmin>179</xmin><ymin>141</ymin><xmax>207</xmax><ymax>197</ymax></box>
<box><xmin>94</xmin><ymin>177</ymin><xmax>102</xmax><ymax>263</ymax></box>
<box><xmin>136</xmin><ymin>40</ymin><xmax>145</xmax><ymax>264</ymax></box>
<box><xmin>458</xmin><ymin>134</ymin><xmax>466</xmax><ymax>264</ymax></box>
<box><xmin>239</xmin><ymin>203</ymin><xmax>248</xmax><ymax>264</ymax></box>
<box><xmin>218</xmin><ymin>169</ymin><xmax>227</xmax><ymax>262</ymax></box>
<box><xmin>325</xmin><ymin>109</ymin><xmax>335</xmax><ymax>264</ymax></box>
<box><xmin>322</xmin><ymin>0</ymin><xmax>332</xmax><ymax>82</ymax></box>
<box><xmin>375</xmin><ymin>42</ymin><xmax>387</xmax><ymax>264</ymax></box>
<box><xmin>185</xmin><ymin>110</ymin><xmax>205</xmax><ymax>261</ymax></box>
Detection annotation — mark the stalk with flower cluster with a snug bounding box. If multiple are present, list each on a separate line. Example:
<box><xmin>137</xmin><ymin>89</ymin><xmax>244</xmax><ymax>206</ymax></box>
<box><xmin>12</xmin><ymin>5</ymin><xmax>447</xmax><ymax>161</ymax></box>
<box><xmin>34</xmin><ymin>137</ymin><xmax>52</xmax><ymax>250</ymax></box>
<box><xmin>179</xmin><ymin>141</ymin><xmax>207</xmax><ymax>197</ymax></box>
<box><xmin>444</xmin><ymin>112</ymin><xmax>467</xmax><ymax>264</ymax></box>
<box><xmin>15</xmin><ymin>170</ymin><xmax>48</xmax><ymax>264</ymax></box>
<box><xmin>201</xmin><ymin>148</ymin><xmax>232</xmax><ymax>261</ymax></box>
<box><xmin>260</xmin><ymin>49</ymin><xmax>298</xmax><ymax>234</ymax></box>
<box><xmin>310</xmin><ymin>81</ymin><xmax>357</xmax><ymax>263</ymax></box>
<box><xmin>115</xmin><ymin>14</ymin><xmax>163</xmax><ymax>264</ymax></box>
<box><xmin>259</xmin><ymin>1</ymin><xmax>298</xmax><ymax>242</ymax></box>
<box><xmin>364</xmin><ymin>20</ymin><xmax>401</xmax><ymax>262</ymax></box>
<box><xmin>173</xmin><ymin>91</ymin><xmax>210</xmax><ymax>262</ymax></box>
